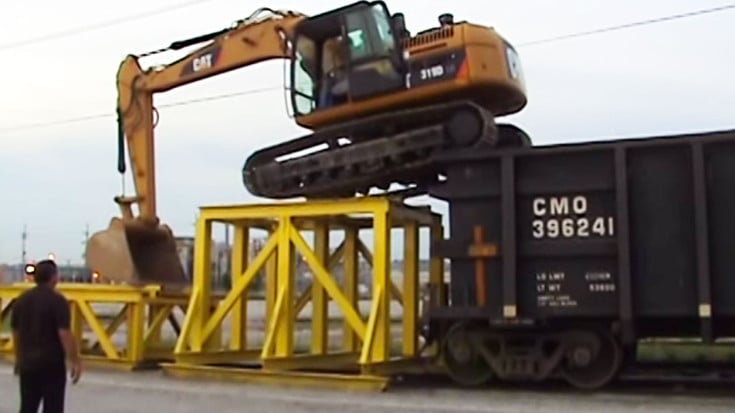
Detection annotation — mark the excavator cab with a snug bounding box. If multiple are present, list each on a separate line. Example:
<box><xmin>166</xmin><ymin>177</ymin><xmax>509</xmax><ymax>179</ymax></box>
<box><xmin>289</xmin><ymin>1</ymin><xmax>407</xmax><ymax>116</ymax></box>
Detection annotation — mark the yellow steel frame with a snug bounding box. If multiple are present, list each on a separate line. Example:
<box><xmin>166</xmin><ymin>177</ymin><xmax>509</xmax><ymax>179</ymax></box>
<box><xmin>166</xmin><ymin>196</ymin><xmax>443</xmax><ymax>390</ymax></box>
<box><xmin>0</xmin><ymin>283</ymin><xmax>193</xmax><ymax>370</ymax></box>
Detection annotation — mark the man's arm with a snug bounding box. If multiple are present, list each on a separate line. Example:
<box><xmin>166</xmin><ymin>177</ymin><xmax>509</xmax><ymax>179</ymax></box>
<box><xmin>54</xmin><ymin>296</ymin><xmax>82</xmax><ymax>382</ymax></box>
<box><xmin>10</xmin><ymin>300</ymin><xmax>21</xmax><ymax>374</ymax></box>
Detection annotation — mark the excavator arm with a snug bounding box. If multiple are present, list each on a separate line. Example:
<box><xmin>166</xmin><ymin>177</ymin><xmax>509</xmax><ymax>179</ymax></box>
<box><xmin>87</xmin><ymin>8</ymin><xmax>308</xmax><ymax>286</ymax></box>
<box><xmin>116</xmin><ymin>8</ymin><xmax>305</xmax><ymax>222</ymax></box>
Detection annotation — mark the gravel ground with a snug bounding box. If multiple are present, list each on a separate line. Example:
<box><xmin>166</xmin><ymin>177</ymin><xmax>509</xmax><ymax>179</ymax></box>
<box><xmin>1</xmin><ymin>366</ymin><xmax>734</xmax><ymax>413</ymax></box>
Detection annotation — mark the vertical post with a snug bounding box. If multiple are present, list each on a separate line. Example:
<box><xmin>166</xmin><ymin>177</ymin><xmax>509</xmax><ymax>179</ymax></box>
<box><xmin>265</xmin><ymin>228</ymin><xmax>278</xmax><ymax>335</ymax></box>
<box><xmin>342</xmin><ymin>227</ymin><xmax>359</xmax><ymax>352</ymax></box>
<box><xmin>127</xmin><ymin>301</ymin><xmax>145</xmax><ymax>363</ymax></box>
<box><xmin>370</xmin><ymin>208</ymin><xmax>391</xmax><ymax>362</ymax></box>
<box><xmin>311</xmin><ymin>222</ymin><xmax>329</xmax><ymax>354</ymax></box>
<box><xmin>230</xmin><ymin>225</ymin><xmax>250</xmax><ymax>351</ymax></box>
<box><xmin>402</xmin><ymin>221</ymin><xmax>419</xmax><ymax>357</ymax></box>
<box><xmin>692</xmin><ymin>143</ymin><xmax>712</xmax><ymax>342</ymax></box>
<box><xmin>191</xmin><ymin>215</ymin><xmax>213</xmax><ymax>351</ymax></box>
<box><xmin>274</xmin><ymin>217</ymin><xmax>294</xmax><ymax>357</ymax></box>
<box><xmin>614</xmin><ymin>147</ymin><xmax>634</xmax><ymax>344</ymax></box>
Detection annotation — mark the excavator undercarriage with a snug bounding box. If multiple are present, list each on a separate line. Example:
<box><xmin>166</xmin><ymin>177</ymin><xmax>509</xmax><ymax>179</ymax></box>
<box><xmin>244</xmin><ymin>100</ymin><xmax>531</xmax><ymax>199</ymax></box>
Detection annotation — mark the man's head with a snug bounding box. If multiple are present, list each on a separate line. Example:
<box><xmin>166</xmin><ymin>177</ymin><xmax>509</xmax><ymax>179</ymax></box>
<box><xmin>33</xmin><ymin>259</ymin><xmax>59</xmax><ymax>286</ymax></box>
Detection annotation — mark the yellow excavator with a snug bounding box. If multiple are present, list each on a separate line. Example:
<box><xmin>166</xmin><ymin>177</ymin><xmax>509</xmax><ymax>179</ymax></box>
<box><xmin>85</xmin><ymin>0</ymin><xmax>530</xmax><ymax>286</ymax></box>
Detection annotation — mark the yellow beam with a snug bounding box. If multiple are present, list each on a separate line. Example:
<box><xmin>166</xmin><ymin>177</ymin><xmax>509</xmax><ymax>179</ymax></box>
<box><xmin>294</xmin><ymin>240</ymin><xmax>345</xmax><ymax>316</ymax></box>
<box><xmin>367</xmin><ymin>211</ymin><xmax>392</xmax><ymax>363</ymax></box>
<box><xmin>199</xmin><ymin>197</ymin><xmax>390</xmax><ymax>222</ymax></box>
<box><xmin>359</xmin><ymin>285</ymin><xmax>384</xmax><ymax>365</ymax></box>
<box><xmin>342</xmin><ymin>228</ymin><xmax>359</xmax><ymax>352</ymax></box>
<box><xmin>274</xmin><ymin>220</ymin><xmax>295</xmax><ymax>357</ymax></box>
<box><xmin>76</xmin><ymin>300</ymin><xmax>120</xmax><ymax>360</ymax></box>
<box><xmin>175</xmin><ymin>350</ymin><xmax>262</xmax><ymax>365</ymax></box>
<box><xmin>201</xmin><ymin>234</ymin><xmax>277</xmax><ymax>343</ymax></box>
<box><xmin>127</xmin><ymin>301</ymin><xmax>145</xmax><ymax>362</ymax></box>
<box><xmin>289</xmin><ymin>226</ymin><xmax>366</xmax><ymax>340</ymax></box>
<box><xmin>261</xmin><ymin>287</ymin><xmax>288</xmax><ymax>359</ymax></box>
<box><xmin>229</xmin><ymin>225</ymin><xmax>249</xmax><ymax>351</ymax></box>
<box><xmin>311</xmin><ymin>222</ymin><xmax>329</xmax><ymax>355</ymax></box>
<box><xmin>191</xmin><ymin>217</ymin><xmax>213</xmax><ymax>350</ymax></box>
<box><xmin>402</xmin><ymin>222</ymin><xmax>419</xmax><ymax>357</ymax></box>
<box><xmin>143</xmin><ymin>305</ymin><xmax>173</xmax><ymax>347</ymax></box>
<box><xmin>89</xmin><ymin>305</ymin><xmax>128</xmax><ymax>351</ymax></box>
<box><xmin>175</xmin><ymin>286</ymin><xmax>201</xmax><ymax>354</ymax></box>
<box><xmin>161</xmin><ymin>363</ymin><xmax>389</xmax><ymax>392</ymax></box>
<box><xmin>357</xmin><ymin>240</ymin><xmax>403</xmax><ymax>306</ymax></box>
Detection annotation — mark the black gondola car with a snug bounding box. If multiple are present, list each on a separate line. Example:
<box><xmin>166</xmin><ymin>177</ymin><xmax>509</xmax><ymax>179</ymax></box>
<box><xmin>426</xmin><ymin>128</ymin><xmax>735</xmax><ymax>389</ymax></box>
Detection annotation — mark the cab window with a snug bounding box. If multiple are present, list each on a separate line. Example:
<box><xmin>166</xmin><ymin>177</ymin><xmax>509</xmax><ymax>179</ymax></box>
<box><xmin>371</xmin><ymin>4</ymin><xmax>396</xmax><ymax>54</ymax></box>
<box><xmin>343</xmin><ymin>4</ymin><xmax>398</xmax><ymax>61</ymax></box>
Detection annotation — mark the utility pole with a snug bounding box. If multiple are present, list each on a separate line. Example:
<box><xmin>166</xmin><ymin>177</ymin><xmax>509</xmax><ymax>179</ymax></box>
<box><xmin>81</xmin><ymin>223</ymin><xmax>90</xmax><ymax>263</ymax></box>
<box><xmin>21</xmin><ymin>224</ymin><xmax>27</xmax><ymax>264</ymax></box>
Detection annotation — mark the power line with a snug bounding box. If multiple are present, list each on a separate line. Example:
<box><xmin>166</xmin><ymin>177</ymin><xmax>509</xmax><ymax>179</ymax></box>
<box><xmin>0</xmin><ymin>0</ymin><xmax>222</xmax><ymax>51</ymax></box>
<box><xmin>517</xmin><ymin>3</ymin><xmax>735</xmax><ymax>47</ymax></box>
<box><xmin>0</xmin><ymin>86</ymin><xmax>281</xmax><ymax>133</ymax></box>
<box><xmin>2</xmin><ymin>3</ymin><xmax>733</xmax><ymax>133</ymax></box>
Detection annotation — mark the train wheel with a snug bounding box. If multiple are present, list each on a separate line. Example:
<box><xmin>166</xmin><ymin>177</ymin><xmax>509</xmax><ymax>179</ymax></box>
<box><xmin>441</xmin><ymin>323</ymin><xmax>493</xmax><ymax>387</ymax></box>
<box><xmin>561</xmin><ymin>329</ymin><xmax>623</xmax><ymax>390</ymax></box>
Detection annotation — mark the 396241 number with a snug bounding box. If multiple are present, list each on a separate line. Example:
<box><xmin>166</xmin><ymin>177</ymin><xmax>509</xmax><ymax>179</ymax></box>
<box><xmin>532</xmin><ymin>217</ymin><xmax>615</xmax><ymax>239</ymax></box>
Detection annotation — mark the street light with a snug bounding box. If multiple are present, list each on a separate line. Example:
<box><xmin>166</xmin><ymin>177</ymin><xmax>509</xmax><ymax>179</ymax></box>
<box><xmin>48</xmin><ymin>252</ymin><xmax>56</xmax><ymax>261</ymax></box>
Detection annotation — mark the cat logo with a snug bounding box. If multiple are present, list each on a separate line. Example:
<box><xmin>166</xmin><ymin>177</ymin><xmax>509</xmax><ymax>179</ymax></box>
<box><xmin>181</xmin><ymin>46</ymin><xmax>222</xmax><ymax>76</ymax></box>
<box><xmin>192</xmin><ymin>53</ymin><xmax>213</xmax><ymax>72</ymax></box>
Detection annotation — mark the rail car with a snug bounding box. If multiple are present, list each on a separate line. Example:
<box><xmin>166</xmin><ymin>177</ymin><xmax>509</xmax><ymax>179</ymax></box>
<box><xmin>424</xmin><ymin>128</ymin><xmax>735</xmax><ymax>389</ymax></box>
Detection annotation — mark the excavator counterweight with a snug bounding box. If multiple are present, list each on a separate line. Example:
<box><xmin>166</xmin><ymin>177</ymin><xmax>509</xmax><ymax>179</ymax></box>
<box><xmin>86</xmin><ymin>1</ymin><xmax>530</xmax><ymax>286</ymax></box>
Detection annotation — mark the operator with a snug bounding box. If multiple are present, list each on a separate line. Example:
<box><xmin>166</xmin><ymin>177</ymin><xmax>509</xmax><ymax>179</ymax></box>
<box><xmin>319</xmin><ymin>35</ymin><xmax>349</xmax><ymax>107</ymax></box>
<box><xmin>11</xmin><ymin>259</ymin><xmax>82</xmax><ymax>413</ymax></box>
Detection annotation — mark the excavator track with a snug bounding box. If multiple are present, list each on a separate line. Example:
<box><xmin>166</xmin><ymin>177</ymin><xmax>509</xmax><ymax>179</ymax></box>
<box><xmin>243</xmin><ymin>100</ymin><xmax>506</xmax><ymax>199</ymax></box>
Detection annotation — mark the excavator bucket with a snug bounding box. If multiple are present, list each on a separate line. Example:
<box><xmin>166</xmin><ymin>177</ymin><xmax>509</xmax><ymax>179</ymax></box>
<box><xmin>85</xmin><ymin>217</ymin><xmax>188</xmax><ymax>286</ymax></box>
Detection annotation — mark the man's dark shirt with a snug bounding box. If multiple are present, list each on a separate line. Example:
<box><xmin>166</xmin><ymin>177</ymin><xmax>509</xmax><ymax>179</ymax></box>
<box><xmin>10</xmin><ymin>285</ymin><xmax>70</xmax><ymax>371</ymax></box>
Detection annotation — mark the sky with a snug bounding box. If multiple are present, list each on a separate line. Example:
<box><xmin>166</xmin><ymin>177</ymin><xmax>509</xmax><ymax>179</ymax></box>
<box><xmin>1</xmin><ymin>0</ymin><xmax>734</xmax><ymax>265</ymax></box>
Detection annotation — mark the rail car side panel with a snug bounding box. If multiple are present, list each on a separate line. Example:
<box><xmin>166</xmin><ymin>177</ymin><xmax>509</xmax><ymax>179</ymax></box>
<box><xmin>431</xmin><ymin>129</ymin><xmax>735</xmax><ymax>338</ymax></box>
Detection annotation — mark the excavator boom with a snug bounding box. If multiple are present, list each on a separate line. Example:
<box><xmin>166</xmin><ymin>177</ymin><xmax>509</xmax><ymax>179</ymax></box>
<box><xmin>87</xmin><ymin>8</ymin><xmax>306</xmax><ymax>286</ymax></box>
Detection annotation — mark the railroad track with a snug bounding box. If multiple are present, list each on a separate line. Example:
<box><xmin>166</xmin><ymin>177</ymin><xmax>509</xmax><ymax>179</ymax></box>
<box><xmin>387</xmin><ymin>360</ymin><xmax>735</xmax><ymax>394</ymax></box>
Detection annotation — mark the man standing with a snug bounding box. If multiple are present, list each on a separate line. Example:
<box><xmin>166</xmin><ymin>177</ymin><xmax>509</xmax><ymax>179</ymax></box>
<box><xmin>11</xmin><ymin>259</ymin><xmax>82</xmax><ymax>413</ymax></box>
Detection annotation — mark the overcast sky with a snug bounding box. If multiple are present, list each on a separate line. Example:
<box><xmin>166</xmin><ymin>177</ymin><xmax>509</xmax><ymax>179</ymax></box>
<box><xmin>1</xmin><ymin>0</ymin><xmax>734</xmax><ymax>265</ymax></box>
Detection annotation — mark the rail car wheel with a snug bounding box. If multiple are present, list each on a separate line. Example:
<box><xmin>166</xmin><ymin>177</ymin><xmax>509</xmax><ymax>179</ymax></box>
<box><xmin>560</xmin><ymin>329</ymin><xmax>623</xmax><ymax>390</ymax></box>
<box><xmin>441</xmin><ymin>323</ymin><xmax>493</xmax><ymax>386</ymax></box>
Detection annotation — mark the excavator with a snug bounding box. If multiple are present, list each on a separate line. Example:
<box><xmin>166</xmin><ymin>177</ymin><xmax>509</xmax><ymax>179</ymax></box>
<box><xmin>85</xmin><ymin>0</ymin><xmax>531</xmax><ymax>285</ymax></box>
